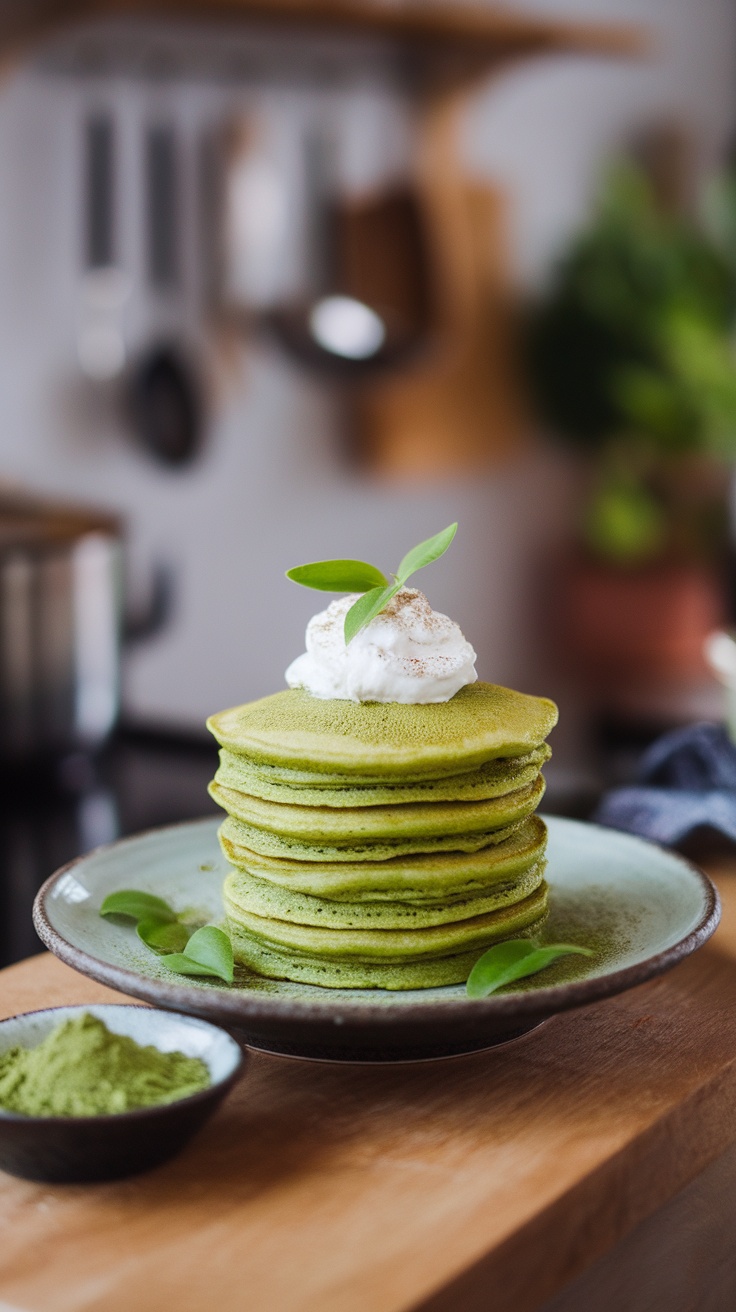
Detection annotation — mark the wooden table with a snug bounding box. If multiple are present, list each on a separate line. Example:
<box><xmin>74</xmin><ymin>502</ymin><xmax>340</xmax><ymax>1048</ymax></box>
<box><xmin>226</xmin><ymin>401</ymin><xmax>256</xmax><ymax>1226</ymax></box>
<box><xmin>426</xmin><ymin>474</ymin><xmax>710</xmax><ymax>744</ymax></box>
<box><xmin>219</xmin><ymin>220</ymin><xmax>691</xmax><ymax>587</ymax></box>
<box><xmin>3</xmin><ymin>858</ymin><xmax>736</xmax><ymax>1312</ymax></box>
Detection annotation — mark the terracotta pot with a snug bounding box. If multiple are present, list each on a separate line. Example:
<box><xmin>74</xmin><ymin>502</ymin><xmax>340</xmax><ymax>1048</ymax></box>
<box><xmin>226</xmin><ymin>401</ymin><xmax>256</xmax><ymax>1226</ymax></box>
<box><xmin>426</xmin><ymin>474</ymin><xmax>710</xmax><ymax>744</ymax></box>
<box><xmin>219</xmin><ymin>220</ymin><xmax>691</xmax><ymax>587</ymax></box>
<box><xmin>559</xmin><ymin>558</ymin><xmax>726</xmax><ymax>682</ymax></box>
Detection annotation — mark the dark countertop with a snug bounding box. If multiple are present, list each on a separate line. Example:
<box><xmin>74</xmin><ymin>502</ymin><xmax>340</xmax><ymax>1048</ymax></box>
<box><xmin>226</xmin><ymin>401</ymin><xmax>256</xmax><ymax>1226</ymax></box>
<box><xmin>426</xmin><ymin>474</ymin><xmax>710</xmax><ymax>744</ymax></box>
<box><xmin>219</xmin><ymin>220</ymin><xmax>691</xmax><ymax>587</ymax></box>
<box><xmin>0</xmin><ymin>729</ymin><xmax>220</xmax><ymax>968</ymax></box>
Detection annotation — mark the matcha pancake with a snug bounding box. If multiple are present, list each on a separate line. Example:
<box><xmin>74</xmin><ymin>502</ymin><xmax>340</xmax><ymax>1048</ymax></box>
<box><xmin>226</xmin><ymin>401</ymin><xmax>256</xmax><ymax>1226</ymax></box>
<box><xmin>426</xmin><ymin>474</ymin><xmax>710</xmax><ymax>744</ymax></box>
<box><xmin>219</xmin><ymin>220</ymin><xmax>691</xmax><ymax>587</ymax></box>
<box><xmin>214</xmin><ymin>744</ymin><xmax>550</xmax><ymax>806</ymax></box>
<box><xmin>219</xmin><ymin>813</ymin><xmax>526</xmax><ymax>863</ymax></box>
<box><xmin>225</xmin><ymin>935</ymin><xmax>544</xmax><ymax>989</ymax></box>
<box><xmin>220</xmin><ymin>814</ymin><xmax>548</xmax><ymax>902</ymax></box>
<box><xmin>209</xmin><ymin>775</ymin><xmax>544</xmax><ymax>844</ymax></box>
<box><xmin>228</xmin><ymin>881</ymin><xmax>547</xmax><ymax>961</ymax></box>
<box><xmin>224</xmin><ymin>860</ymin><xmax>546</xmax><ymax>930</ymax></box>
<box><xmin>207</xmin><ymin>683</ymin><xmax>558</xmax><ymax>778</ymax></box>
<box><xmin>227</xmin><ymin>881</ymin><xmax>548</xmax><ymax>986</ymax></box>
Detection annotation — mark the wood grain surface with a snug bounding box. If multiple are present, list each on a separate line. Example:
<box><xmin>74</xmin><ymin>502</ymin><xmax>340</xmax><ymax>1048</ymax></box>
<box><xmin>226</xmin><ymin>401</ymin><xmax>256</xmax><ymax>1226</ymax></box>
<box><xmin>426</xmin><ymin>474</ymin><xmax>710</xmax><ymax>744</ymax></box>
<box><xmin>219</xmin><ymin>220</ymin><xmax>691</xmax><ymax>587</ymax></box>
<box><xmin>0</xmin><ymin>1</ymin><xmax>643</xmax><ymax>69</ymax></box>
<box><xmin>1</xmin><ymin>863</ymin><xmax>736</xmax><ymax>1312</ymax></box>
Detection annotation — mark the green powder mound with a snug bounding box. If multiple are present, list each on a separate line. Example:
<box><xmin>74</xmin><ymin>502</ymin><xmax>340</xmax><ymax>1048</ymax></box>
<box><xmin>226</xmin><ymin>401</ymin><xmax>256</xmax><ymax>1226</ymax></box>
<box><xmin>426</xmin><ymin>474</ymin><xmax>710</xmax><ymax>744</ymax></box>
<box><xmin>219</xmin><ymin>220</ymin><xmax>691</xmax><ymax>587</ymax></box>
<box><xmin>228</xmin><ymin>906</ymin><xmax>549</xmax><ymax>989</ymax></box>
<box><xmin>224</xmin><ymin>860</ymin><xmax>546</xmax><ymax>930</ymax></box>
<box><xmin>219</xmin><ymin>814</ymin><xmax>548</xmax><ymax>901</ymax></box>
<box><xmin>206</xmin><ymin>683</ymin><xmax>558</xmax><ymax>777</ymax></box>
<box><xmin>226</xmin><ymin>882</ymin><xmax>548</xmax><ymax>962</ymax></box>
<box><xmin>209</xmin><ymin>775</ymin><xmax>544</xmax><ymax>844</ymax></box>
<box><xmin>0</xmin><ymin>1014</ymin><xmax>211</xmax><ymax>1118</ymax></box>
<box><xmin>218</xmin><ymin>813</ymin><xmax>525</xmax><ymax>863</ymax></box>
<box><xmin>214</xmin><ymin>744</ymin><xmax>551</xmax><ymax>806</ymax></box>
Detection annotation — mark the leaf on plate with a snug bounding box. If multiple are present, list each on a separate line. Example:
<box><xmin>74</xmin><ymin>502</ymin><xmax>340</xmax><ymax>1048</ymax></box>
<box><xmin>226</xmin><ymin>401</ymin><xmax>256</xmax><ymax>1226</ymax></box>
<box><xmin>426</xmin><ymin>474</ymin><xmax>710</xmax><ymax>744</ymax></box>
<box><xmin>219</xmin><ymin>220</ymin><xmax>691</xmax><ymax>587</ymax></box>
<box><xmin>100</xmin><ymin>890</ymin><xmax>177</xmax><ymax>924</ymax></box>
<box><xmin>466</xmin><ymin>940</ymin><xmax>594</xmax><ymax>999</ymax></box>
<box><xmin>137</xmin><ymin>917</ymin><xmax>190</xmax><ymax>954</ymax></box>
<box><xmin>161</xmin><ymin>926</ymin><xmax>234</xmax><ymax>983</ymax></box>
<box><xmin>286</xmin><ymin>560</ymin><xmax>388</xmax><ymax>592</ymax></box>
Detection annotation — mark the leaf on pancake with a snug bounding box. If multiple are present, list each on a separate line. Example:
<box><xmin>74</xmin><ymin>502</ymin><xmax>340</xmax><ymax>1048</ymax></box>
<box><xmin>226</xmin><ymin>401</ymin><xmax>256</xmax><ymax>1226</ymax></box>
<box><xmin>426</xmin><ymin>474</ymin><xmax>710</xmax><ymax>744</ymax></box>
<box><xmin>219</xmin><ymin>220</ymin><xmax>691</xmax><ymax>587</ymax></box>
<box><xmin>286</xmin><ymin>560</ymin><xmax>388</xmax><ymax>592</ymax></box>
<box><xmin>100</xmin><ymin>890</ymin><xmax>177</xmax><ymax>924</ymax></box>
<box><xmin>396</xmin><ymin>523</ymin><xmax>457</xmax><ymax>583</ymax></box>
<box><xmin>137</xmin><ymin>917</ymin><xmax>190</xmax><ymax>954</ymax></box>
<box><xmin>344</xmin><ymin>583</ymin><xmax>401</xmax><ymax>644</ymax></box>
<box><xmin>466</xmin><ymin>939</ymin><xmax>593</xmax><ymax>998</ymax></box>
<box><xmin>161</xmin><ymin>926</ymin><xmax>234</xmax><ymax>983</ymax></box>
<box><xmin>287</xmin><ymin>523</ymin><xmax>460</xmax><ymax>645</ymax></box>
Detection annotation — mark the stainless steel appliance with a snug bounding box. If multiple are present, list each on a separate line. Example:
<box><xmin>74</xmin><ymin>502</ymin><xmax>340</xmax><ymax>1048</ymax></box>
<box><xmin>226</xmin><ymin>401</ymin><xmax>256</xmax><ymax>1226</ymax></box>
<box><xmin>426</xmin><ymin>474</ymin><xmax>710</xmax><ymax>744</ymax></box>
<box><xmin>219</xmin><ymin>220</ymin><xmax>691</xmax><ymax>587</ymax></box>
<box><xmin>0</xmin><ymin>492</ymin><xmax>122</xmax><ymax>760</ymax></box>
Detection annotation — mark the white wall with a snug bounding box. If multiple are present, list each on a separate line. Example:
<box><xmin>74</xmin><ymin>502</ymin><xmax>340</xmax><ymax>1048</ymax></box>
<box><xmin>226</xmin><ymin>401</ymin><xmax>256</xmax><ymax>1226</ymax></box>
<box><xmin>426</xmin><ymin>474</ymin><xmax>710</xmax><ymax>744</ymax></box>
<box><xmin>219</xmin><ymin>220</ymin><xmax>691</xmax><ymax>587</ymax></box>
<box><xmin>0</xmin><ymin>0</ymin><xmax>733</xmax><ymax>776</ymax></box>
<box><xmin>467</xmin><ymin>0</ymin><xmax>736</xmax><ymax>288</ymax></box>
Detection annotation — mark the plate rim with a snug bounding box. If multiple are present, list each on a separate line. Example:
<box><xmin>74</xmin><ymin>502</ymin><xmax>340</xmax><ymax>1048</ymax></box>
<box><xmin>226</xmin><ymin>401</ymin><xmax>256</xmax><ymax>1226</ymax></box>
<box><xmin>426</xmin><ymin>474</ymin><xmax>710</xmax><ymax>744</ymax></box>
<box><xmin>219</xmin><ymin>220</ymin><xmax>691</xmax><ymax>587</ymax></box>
<box><xmin>33</xmin><ymin>815</ymin><xmax>721</xmax><ymax>1028</ymax></box>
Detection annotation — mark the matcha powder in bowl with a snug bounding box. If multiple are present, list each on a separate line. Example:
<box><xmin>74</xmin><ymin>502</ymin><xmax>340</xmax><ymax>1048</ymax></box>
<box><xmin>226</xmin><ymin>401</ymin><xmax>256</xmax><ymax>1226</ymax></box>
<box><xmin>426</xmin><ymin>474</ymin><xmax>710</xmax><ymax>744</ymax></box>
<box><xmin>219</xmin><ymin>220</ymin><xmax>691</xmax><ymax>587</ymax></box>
<box><xmin>0</xmin><ymin>1005</ymin><xmax>244</xmax><ymax>1182</ymax></box>
<box><xmin>0</xmin><ymin>1012</ymin><xmax>211</xmax><ymax>1117</ymax></box>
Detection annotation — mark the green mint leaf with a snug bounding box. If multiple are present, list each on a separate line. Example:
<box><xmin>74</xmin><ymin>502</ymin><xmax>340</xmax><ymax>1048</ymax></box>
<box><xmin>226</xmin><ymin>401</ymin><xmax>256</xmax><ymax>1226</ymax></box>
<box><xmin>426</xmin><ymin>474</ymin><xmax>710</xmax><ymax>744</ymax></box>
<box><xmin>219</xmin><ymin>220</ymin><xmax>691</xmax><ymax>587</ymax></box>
<box><xmin>286</xmin><ymin>560</ymin><xmax>388</xmax><ymax>592</ymax></box>
<box><xmin>158</xmin><ymin>954</ymin><xmax>227</xmax><ymax>980</ymax></box>
<box><xmin>466</xmin><ymin>940</ymin><xmax>594</xmax><ymax>999</ymax></box>
<box><xmin>185</xmin><ymin>926</ymin><xmax>234</xmax><ymax>978</ymax></box>
<box><xmin>288</xmin><ymin>523</ymin><xmax>461</xmax><ymax>645</ymax></box>
<box><xmin>100</xmin><ymin>890</ymin><xmax>177</xmax><ymax>924</ymax></box>
<box><xmin>344</xmin><ymin>583</ymin><xmax>401</xmax><ymax>644</ymax></box>
<box><xmin>137</xmin><ymin>917</ymin><xmax>190</xmax><ymax>954</ymax></box>
<box><xmin>161</xmin><ymin>926</ymin><xmax>234</xmax><ymax>983</ymax></box>
<box><xmin>396</xmin><ymin>523</ymin><xmax>457</xmax><ymax>584</ymax></box>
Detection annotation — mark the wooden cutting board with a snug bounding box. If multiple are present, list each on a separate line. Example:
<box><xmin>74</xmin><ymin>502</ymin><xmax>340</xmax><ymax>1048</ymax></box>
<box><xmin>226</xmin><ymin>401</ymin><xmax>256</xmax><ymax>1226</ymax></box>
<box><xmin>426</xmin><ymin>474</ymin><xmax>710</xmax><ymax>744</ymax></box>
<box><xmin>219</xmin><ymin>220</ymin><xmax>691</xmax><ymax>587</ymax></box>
<box><xmin>2</xmin><ymin>860</ymin><xmax>736</xmax><ymax>1312</ymax></box>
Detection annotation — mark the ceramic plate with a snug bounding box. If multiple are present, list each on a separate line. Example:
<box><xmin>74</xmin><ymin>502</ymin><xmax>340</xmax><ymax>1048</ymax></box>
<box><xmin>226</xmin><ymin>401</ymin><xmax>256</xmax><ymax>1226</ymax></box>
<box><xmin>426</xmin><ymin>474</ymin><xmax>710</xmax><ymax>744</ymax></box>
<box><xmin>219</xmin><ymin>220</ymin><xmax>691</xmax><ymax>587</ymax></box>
<box><xmin>34</xmin><ymin>816</ymin><xmax>719</xmax><ymax>1061</ymax></box>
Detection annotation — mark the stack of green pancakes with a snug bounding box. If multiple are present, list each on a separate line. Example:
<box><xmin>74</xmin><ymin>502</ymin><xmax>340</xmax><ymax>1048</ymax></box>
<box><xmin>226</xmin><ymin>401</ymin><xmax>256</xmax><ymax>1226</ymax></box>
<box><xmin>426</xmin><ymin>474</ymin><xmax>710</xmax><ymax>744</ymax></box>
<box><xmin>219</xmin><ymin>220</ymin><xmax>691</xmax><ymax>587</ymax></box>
<box><xmin>206</xmin><ymin>682</ymin><xmax>558</xmax><ymax>990</ymax></box>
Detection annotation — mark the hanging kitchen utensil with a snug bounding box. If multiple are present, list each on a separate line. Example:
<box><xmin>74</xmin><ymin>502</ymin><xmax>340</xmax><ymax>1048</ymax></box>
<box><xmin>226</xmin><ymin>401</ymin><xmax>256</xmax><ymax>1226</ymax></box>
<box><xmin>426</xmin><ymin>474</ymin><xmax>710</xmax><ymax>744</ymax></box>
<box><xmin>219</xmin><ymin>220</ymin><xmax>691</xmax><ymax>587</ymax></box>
<box><xmin>128</xmin><ymin>342</ymin><xmax>202</xmax><ymax>467</ymax></box>
<box><xmin>270</xmin><ymin>188</ymin><xmax>432</xmax><ymax>375</ymax></box>
<box><xmin>266</xmin><ymin>124</ymin><xmax>433</xmax><ymax>377</ymax></box>
<box><xmin>86</xmin><ymin>112</ymin><xmax>115</xmax><ymax>271</ymax></box>
<box><xmin>217</xmin><ymin>115</ymin><xmax>292</xmax><ymax>316</ymax></box>
<box><xmin>77</xmin><ymin>110</ymin><xmax>129</xmax><ymax>383</ymax></box>
<box><xmin>127</xmin><ymin>121</ymin><xmax>205</xmax><ymax>467</ymax></box>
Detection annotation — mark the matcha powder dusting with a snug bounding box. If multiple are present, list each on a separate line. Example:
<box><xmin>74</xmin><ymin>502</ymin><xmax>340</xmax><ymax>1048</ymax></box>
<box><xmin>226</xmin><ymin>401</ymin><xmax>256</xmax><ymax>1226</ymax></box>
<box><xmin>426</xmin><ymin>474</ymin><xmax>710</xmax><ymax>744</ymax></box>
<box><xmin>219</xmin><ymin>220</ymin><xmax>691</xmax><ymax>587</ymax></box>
<box><xmin>0</xmin><ymin>1014</ymin><xmax>211</xmax><ymax>1117</ymax></box>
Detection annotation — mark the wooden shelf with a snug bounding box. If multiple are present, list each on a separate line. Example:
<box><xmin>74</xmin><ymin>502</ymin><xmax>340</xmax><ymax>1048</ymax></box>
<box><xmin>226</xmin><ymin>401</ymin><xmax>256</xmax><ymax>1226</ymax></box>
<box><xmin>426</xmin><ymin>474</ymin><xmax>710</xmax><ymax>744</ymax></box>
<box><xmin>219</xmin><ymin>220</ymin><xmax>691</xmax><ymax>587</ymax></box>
<box><xmin>1</xmin><ymin>1</ymin><xmax>644</xmax><ymax>86</ymax></box>
<box><xmin>105</xmin><ymin>0</ymin><xmax>643</xmax><ymax>54</ymax></box>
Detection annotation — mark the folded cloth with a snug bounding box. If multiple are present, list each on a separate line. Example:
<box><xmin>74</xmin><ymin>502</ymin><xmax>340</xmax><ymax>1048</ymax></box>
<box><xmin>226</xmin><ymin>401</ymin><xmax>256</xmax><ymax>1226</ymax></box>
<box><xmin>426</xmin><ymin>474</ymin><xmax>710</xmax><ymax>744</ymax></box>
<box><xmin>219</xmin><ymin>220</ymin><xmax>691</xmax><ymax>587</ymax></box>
<box><xmin>593</xmin><ymin>722</ymin><xmax>736</xmax><ymax>846</ymax></box>
<box><xmin>635</xmin><ymin>722</ymin><xmax>736</xmax><ymax>790</ymax></box>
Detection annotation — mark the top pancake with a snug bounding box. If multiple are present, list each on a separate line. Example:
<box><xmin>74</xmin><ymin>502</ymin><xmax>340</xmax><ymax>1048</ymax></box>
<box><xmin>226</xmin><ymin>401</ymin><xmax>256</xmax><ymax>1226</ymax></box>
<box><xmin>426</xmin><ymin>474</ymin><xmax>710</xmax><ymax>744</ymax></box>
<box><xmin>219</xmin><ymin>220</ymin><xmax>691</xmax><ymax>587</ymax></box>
<box><xmin>207</xmin><ymin>682</ymin><xmax>558</xmax><ymax>778</ymax></box>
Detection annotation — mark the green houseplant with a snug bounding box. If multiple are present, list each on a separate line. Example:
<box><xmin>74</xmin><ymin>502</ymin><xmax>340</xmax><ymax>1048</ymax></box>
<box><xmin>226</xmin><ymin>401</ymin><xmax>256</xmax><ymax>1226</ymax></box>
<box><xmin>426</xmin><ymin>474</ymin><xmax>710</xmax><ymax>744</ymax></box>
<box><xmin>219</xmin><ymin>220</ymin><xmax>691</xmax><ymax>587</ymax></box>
<box><xmin>526</xmin><ymin>159</ymin><xmax>736</xmax><ymax>685</ymax></box>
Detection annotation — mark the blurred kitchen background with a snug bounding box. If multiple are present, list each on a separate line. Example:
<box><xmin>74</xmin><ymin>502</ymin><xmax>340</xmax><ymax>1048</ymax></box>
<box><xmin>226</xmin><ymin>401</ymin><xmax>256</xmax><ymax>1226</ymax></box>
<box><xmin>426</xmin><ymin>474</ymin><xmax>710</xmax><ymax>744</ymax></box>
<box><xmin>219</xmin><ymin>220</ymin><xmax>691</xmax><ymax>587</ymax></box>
<box><xmin>1</xmin><ymin>0</ymin><xmax>736</xmax><ymax>965</ymax></box>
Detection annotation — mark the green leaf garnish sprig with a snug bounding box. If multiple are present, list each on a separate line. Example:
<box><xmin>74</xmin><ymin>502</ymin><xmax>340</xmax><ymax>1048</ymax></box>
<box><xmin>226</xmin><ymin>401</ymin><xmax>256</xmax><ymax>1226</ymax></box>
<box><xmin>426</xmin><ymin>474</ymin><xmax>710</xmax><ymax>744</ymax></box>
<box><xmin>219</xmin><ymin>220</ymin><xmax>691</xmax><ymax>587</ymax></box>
<box><xmin>98</xmin><ymin>890</ymin><xmax>176</xmax><ymax>924</ymax></box>
<box><xmin>286</xmin><ymin>523</ymin><xmax>458</xmax><ymax>645</ymax></box>
<box><xmin>159</xmin><ymin>926</ymin><xmax>234</xmax><ymax>983</ymax></box>
<box><xmin>466</xmin><ymin>940</ymin><xmax>594</xmax><ymax>998</ymax></box>
<box><xmin>99</xmin><ymin>890</ymin><xmax>234</xmax><ymax>983</ymax></box>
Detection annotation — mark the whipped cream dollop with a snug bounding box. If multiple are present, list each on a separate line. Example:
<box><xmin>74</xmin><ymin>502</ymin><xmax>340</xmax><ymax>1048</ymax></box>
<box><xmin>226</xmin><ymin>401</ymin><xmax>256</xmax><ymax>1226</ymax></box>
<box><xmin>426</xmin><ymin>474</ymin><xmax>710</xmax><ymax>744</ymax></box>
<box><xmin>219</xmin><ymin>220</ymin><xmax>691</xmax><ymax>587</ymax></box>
<box><xmin>285</xmin><ymin>587</ymin><xmax>477</xmax><ymax>704</ymax></box>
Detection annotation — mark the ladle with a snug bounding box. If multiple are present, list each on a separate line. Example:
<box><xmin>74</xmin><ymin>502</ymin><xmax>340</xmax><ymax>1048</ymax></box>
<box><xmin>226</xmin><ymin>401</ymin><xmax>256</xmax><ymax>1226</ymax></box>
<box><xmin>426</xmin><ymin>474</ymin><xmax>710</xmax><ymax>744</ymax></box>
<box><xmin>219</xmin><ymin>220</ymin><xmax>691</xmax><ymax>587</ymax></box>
<box><xmin>266</xmin><ymin>127</ymin><xmax>432</xmax><ymax>377</ymax></box>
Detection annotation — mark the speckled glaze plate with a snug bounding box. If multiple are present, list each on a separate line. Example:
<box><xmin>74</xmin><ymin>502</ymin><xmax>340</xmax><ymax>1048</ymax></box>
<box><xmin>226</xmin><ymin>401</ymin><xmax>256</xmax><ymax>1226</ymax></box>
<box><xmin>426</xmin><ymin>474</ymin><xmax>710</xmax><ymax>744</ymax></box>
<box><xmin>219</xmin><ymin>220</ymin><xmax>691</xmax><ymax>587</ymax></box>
<box><xmin>34</xmin><ymin>816</ymin><xmax>719</xmax><ymax>1062</ymax></box>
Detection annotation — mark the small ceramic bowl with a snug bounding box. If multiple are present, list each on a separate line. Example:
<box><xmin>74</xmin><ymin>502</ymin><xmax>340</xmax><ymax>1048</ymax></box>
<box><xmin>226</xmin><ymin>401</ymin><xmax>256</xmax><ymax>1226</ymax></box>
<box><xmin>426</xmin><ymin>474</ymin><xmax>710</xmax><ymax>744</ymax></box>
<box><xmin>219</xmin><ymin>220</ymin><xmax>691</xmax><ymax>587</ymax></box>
<box><xmin>0</xmin><ymin>1004</ymin><xmax>244</xmax><ymax>1183</ymax></box>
